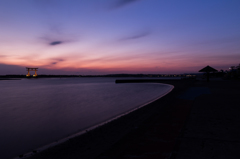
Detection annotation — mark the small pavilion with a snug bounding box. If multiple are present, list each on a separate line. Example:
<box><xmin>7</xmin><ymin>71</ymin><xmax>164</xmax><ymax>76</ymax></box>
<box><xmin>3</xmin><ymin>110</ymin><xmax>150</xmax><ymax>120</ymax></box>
<box><xmin>199</xmin><ymin>65</ymin><xmax>217</xmax><ymax>82</ymax></box>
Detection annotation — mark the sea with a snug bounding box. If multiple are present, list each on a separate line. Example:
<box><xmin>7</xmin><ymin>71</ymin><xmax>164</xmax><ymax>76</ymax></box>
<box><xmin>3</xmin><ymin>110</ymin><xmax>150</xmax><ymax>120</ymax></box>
<box><xmin>0</xmin><ymin>77</ymin><xmax>174</xmax><ymax>159</ymax></box>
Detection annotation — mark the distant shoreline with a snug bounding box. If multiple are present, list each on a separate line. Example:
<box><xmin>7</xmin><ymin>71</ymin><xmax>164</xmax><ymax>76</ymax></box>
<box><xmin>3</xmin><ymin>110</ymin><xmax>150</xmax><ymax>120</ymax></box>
<box><xmin>0</xmin><ymin>73</ymin><xmax>197</xmax><ymax>79</ymax></box>
<box><xmin>0</xmin><ymin>78</ymin><xmax>21</xmax><ymax>80</ymax></box>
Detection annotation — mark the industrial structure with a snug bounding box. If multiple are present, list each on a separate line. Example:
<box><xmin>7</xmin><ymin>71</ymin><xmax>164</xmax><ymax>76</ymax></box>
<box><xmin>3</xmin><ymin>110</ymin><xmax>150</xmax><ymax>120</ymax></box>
<box><xmin>26</xmin><ymin>68</ymin><xmax>38</xmax><ymax>77</ymax></box>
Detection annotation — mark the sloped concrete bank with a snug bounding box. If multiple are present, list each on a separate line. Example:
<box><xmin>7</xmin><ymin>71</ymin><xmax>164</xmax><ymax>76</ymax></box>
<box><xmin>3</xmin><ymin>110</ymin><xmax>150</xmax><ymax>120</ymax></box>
<box><xmin>27</xmin><ymin>80</ymin><xmax>194</xmax><ymax>159</ymax></box>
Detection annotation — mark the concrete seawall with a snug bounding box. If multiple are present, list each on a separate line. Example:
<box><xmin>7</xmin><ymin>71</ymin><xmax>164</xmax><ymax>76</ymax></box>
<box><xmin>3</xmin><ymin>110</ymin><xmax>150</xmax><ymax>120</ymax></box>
<box><xmin>27</xmin><ymin>80</ymin><xmax>192</xmax><ymax>159</ymax></box>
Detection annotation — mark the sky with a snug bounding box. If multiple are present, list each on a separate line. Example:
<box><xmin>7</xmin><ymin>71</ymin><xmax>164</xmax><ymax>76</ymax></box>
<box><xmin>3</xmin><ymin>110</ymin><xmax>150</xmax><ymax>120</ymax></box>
<box><xmin>0</xmin><ymin>0</ymin><xmax>240</xmax><ymax>75</ymax></box>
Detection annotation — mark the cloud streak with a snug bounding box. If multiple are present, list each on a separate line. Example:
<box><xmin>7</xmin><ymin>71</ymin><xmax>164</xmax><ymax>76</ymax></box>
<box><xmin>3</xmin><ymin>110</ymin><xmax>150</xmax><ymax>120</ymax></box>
<box><xmin>38</xmin><ymin>24</ymin><xmax>79</xmax><ymax>46</ymax></box>
<box><xmin>40</xmin><ymin>35</ymin><xmax>77</xmax><ymax>46</ymax></box>
<box><xmin>50</xmin><ymin>41</ymin><xmax>62</xmax><ymax>45</ymax></box>
<box><xmin>0</xmin><ymin>55</ymin><xmax>6</xmax><ymax>57</ymax></box>
<box><xmin>119</xmin><ymin>30</ymin><xmax>151</xmax><ymax>41</ymax></box>
<box><xmin>111</xmin><ymin>0</ymin><xmax>140</xmax><ymax>9</ymax></box>
<box><xmin>49</xmin><ymin>58</ymin><xmax>65</xmax><ymax>65</ymax></box>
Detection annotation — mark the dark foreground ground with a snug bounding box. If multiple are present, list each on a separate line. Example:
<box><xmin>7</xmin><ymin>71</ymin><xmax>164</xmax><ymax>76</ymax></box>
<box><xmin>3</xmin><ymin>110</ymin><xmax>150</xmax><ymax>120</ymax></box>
<box><xmin>27</xmin><ymin>79</ymin><xmax>240</xmax><ymax>159</ymax></box>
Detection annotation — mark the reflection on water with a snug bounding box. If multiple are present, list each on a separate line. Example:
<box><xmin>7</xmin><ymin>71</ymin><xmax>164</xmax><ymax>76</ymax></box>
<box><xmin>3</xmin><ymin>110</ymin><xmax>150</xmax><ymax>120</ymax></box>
<box><xmin>0</xmin><ymin>78</ymin><xmax>172</xmax><ymax>159</ymax></box>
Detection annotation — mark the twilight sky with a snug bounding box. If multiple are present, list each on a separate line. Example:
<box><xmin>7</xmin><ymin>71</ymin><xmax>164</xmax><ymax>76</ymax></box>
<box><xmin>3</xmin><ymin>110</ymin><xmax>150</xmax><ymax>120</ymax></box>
<box><xmin>0</xmin><ymin>0</ymin><xmax>240</xmax><ymax>75</ymax></box>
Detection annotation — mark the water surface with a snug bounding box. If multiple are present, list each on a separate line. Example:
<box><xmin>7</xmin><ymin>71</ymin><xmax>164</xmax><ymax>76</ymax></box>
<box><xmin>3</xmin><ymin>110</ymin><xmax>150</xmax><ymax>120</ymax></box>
<box><xmin>0</xmin><ymin>77</ymin><xmax>173</xmax><ymax>159</ymax></box>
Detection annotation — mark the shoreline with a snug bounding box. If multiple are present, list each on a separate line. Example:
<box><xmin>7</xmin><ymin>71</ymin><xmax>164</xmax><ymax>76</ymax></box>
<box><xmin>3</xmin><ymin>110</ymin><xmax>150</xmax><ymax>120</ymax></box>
<box><xmin>26</xmin><ymin>80</ymin><xmax>192</xmax><ymax>159</ymax></box>
<box><xmin>14</xmin><ymin>82</ymin><xmax>174</xmax><ymax>159</ymax></box>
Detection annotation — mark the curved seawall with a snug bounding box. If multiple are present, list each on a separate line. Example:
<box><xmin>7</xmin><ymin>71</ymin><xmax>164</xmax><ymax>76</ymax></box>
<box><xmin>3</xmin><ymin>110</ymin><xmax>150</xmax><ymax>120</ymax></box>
<box><xmin>0</xmin><ymin>78</ymin><xmax>174</xmax><ymax>159</ymax></box>
<box><xmin>16</xmin><ymin>83</ymin><xmax>174</xmax><ymax>159</ymax></box>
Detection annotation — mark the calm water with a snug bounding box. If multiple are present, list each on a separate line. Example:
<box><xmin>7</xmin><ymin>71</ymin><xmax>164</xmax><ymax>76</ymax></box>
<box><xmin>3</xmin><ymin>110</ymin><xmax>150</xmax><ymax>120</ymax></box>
<box><xmin>0</xmin><ymin>77</ymin><xmax>173</xmax><ymax>159</ymax></box>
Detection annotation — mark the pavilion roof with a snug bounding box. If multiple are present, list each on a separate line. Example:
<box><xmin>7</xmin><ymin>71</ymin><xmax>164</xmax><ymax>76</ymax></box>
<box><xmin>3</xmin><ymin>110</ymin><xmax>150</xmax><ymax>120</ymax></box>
<box><xmin>199</xmin><ymin>65</ymin><xmax>218</xmax><ymax>73</ymax></box>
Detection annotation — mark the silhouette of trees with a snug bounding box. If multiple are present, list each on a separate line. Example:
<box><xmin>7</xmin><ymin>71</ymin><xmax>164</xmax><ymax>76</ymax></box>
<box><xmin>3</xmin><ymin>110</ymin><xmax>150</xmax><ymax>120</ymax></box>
<box><xmin>236</xmin><ymin>63</ymin><xmax>240</xmax><ymax>70</ymax></box>
<box><xmin>224</xmin><ymin>63</ymin><xmax>240</xmax><ymax>79</ymax></box>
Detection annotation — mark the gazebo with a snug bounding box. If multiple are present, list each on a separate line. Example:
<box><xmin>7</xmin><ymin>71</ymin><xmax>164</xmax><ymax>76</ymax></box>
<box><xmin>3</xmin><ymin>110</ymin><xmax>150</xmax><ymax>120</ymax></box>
<box><xmin>199</xmin><ymin>65</ymin><xmax>218</xmax><ymax>82</ymax></box>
